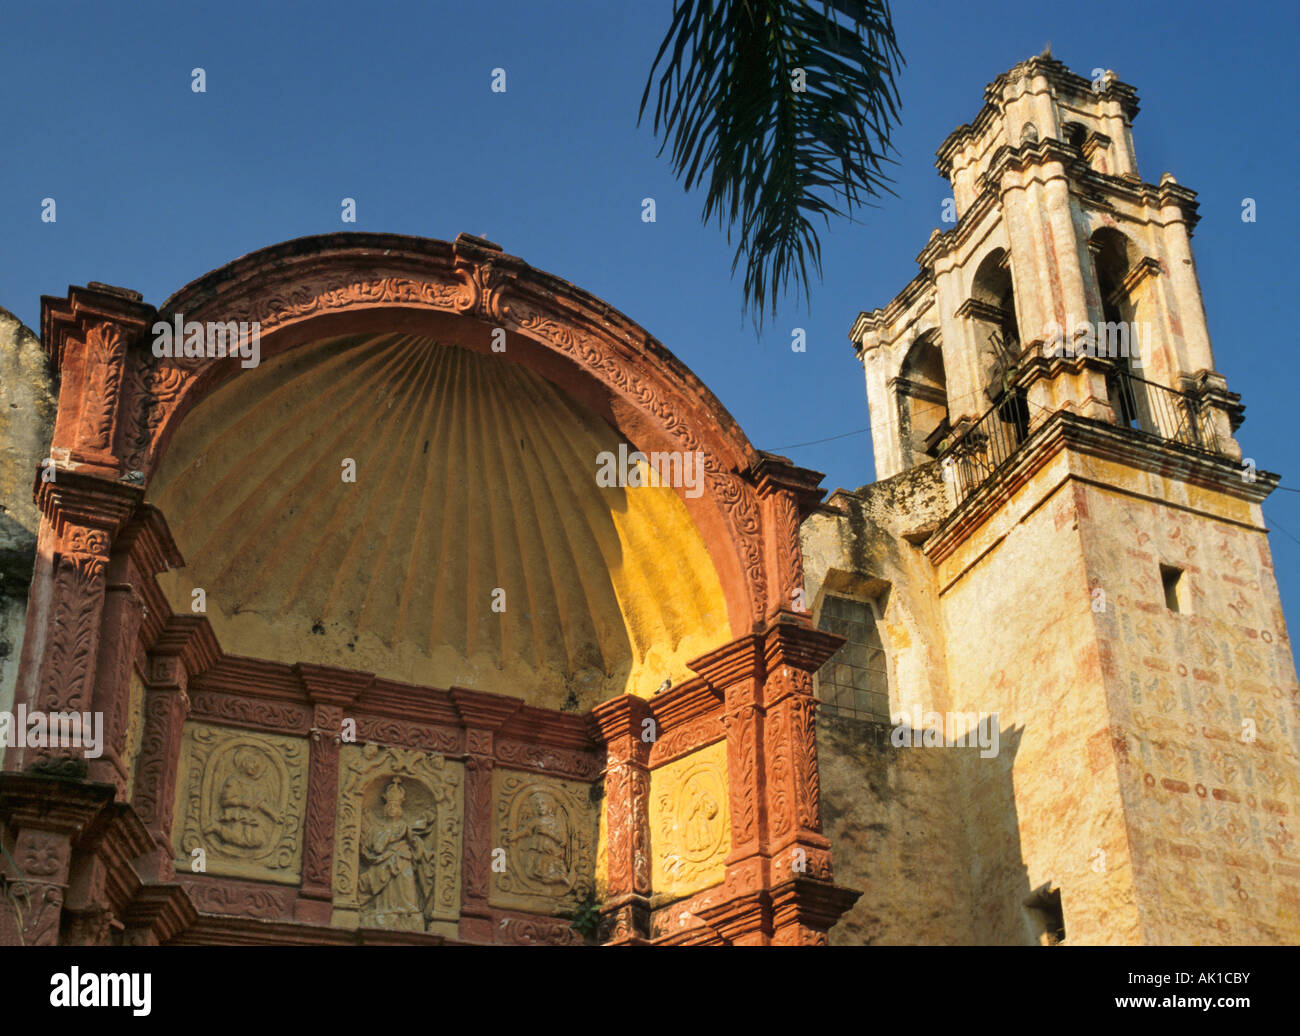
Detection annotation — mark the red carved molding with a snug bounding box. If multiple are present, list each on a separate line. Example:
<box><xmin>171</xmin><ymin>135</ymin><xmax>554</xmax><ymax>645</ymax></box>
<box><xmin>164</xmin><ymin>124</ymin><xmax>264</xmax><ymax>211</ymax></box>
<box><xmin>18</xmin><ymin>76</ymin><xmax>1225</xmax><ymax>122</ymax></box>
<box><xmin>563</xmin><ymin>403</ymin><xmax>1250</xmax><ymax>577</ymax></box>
<box><xmin>188</xmin><ymin>690</ymin><xmax>312</xmax><ymax>735</ymax></box>
<box><xmin>42</xmin><ymin>283</ymin><xmax>156</xmax><ymax>478</ymax></box>
<box><xmin>494</xmin><ymin>739</ymin><xmax>602</xmax><ymax>781</ymax></box>
<box><xmin>494</xmin><ymin>911</ymin><xmax>586</xmax><ymax>946</ymax></box>
<box><xmin>591</xmin><ymin>696</ymin><xmax>653</xmax><ymax>924</ymax></box>
<box><xmin>353</xmin><ymin>716</ymin><xmax>461</xmax><ymax>754</ymax></box>
<box><xmin>300</xmin><ymin>703</ymin><xmax>344</xmax><ymax>897</ymax></box>
<box><xmin>753</xmin><ymin>453</ymin><xmax>828</xmax><ymax>623</ymax></box>
<box><xmin>178</xmin><ymin>875</ymin><xmax>294</xmax><ymax>920</ymax></box>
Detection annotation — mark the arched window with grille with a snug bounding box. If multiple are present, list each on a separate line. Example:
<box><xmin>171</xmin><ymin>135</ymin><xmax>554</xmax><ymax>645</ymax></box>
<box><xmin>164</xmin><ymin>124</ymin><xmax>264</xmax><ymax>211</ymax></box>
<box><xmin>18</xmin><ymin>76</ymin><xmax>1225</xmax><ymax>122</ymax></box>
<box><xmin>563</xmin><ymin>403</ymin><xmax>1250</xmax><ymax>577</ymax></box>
<box><xmin>814</xmin><ymin>595</ymin><xmax>890</xmax><ymax>722</ymax></box>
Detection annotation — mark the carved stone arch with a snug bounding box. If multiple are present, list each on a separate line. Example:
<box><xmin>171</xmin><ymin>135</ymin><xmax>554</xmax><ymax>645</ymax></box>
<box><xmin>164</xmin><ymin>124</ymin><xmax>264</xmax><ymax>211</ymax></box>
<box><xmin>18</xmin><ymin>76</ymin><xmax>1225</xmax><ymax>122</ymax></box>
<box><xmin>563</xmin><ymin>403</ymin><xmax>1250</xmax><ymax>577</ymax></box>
<box><xmin>113</xmin><ymin>233</ymin><xmax>794</xmax><ymax>635</ymax></box>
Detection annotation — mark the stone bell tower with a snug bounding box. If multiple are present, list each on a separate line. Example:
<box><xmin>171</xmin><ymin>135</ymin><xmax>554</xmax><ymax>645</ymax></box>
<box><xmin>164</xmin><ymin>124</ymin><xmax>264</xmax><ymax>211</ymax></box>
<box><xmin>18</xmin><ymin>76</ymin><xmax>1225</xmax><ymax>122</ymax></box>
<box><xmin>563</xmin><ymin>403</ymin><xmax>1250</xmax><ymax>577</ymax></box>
<box><xmin>815</xmin><ymin>55</ymin><xmax>1300</xmax><ymax>944</ymax></box>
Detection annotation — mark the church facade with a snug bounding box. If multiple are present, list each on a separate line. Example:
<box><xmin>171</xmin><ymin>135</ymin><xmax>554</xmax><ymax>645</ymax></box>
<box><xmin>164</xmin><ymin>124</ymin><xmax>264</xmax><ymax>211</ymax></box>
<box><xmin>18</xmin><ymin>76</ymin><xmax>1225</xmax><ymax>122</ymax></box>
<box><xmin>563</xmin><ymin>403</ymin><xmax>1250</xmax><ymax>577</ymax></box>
<box><xmin>0</xmin><ymin>56</ymin><xmax>1295</xmax><ymax>945</ymax></box>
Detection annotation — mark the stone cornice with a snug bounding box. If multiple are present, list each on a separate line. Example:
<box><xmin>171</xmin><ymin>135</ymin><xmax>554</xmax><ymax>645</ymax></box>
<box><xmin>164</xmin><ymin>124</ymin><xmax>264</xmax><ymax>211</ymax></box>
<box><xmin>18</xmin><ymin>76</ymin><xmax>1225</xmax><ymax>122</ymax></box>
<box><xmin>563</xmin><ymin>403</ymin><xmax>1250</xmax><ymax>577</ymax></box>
<box><xmin>688</xmin><ymin>633</ymin><xmax>766</xmax><ymax>689</ymax></box>
<box><xmin>293</xmin><ymin>663</ymin><xmax>373</xmax><ymax>708</ymax></box>
<box><xmin>762</xmin><ymin>617</ymin><xmax>844</xmax><ymax>686</ymax></box>
<box><xmin>1182</xmin><ymin>370</ymin><xmax>1245</xmax><ymax>431</ymax></box>
<box><xmin>889</xmin><ymin>375</ymin><xmax>948</xmax><ymax>405</ymax></box>
<box><xmin>34</xmin><ymin>468</ymin><xmax>142</xmax><ymax>537</ymax></box>
<box><xmin>114</xmin><ymin>503</ymin><xmax>184</xmax><ymax>580</ymax></box>
<box><xmin>152</xmin><ymin>614</ymin><xmax>222</xmax><ymax>677</ymax></box>
<box><xmin>849</xmin><ymin>269</ymin><xmax>936</xmax><ymax>354</ymax></box>
<box><xmin>0</xmin><ymin>774</ymin><xmax>115</xmax><ymax>837</ymax></box>
<box><xmin>955</xmin><ymin>297</ymin><xmax>1011</xmax><ymax>325</ymax></box>
<box><xmin>590</xmin><ymin>693</ymin><xmax>655</xmax><ymax>745</ymax></box>
<box><xmin>1082</xmin><ymin>131</ymin><xmax>1113</xmax><ymax>163</ymax></box>
<box><xmin>936</xmin><ymin>56</ymin><xmax>1140</xmax><ymax>179</ymax></box>
<box><xmin>168</xmin><ymin>913</ymin><xmax>451</xmax><ymax>946</ymax></box>
<box><xmin>926</xmin><ymin>411</ymin><xmax>1278</xmax><ymax>564</ymax></box>
<box><xmin>647</xmin><ymin>676</ymin><xmax>722</xmax><ymax>730</ymax></box>
<box><xmin>40</xmin><ymin>282</ymin><xmax>154</xmax><ymax>370</ymax></box>
<box><xmin>122</xmin><ymin>883</ymin><xmax>199</xmax><ymax>944</ymax></box>
<box><xmin>751</xmin><ymin>453</ymin><xmax>828</xmax><ymax>517</ymax></box>
<box><xmin>1113</xmin><ymin>256</ymin><xmax>1162</xmax><ymax>304</ymax></box>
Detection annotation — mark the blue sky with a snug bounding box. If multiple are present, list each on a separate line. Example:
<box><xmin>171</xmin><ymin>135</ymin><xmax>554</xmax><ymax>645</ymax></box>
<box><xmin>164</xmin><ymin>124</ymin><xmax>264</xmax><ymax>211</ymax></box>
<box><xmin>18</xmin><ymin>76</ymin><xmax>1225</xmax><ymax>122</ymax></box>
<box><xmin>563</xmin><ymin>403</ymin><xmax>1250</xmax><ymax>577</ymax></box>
<box><xmin>2</xmin><ymin>0</ymin><xmax>1297</xmax><ymax>625</ymax></box>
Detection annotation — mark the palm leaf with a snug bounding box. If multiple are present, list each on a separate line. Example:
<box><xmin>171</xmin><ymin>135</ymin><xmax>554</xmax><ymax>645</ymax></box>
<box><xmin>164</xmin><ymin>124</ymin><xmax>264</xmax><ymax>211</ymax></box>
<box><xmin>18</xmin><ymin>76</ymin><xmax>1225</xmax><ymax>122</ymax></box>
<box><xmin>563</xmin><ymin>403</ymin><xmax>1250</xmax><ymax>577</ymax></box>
<box><xmin>640</xmin><ymin>0</ymin><xmax>904</xmax><ymax>326</ymax></box>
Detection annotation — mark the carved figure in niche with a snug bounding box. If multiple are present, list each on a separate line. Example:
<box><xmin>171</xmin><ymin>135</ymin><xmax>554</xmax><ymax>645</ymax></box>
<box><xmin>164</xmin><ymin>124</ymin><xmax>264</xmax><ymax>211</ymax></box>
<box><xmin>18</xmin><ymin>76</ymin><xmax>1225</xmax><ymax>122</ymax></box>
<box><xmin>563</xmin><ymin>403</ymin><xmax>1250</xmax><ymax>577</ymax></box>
<box><xmin>204</xmin><ymin>746</ymin><xmax>283</xmax><ymax>853</ymax></box>
<box><xmin>357</xmin><ymin>778</ymin><xmax>437</xmax><ymax>930</ymax></box>
<box><xmin>513</xmin><ymin>790</ymin><xmax>571</xmax><ymax>890</ymax></box>
<box><xmin>682</xmin><ymin>774</ymin><xmax>721</xmax><ymax>856</ymax></box>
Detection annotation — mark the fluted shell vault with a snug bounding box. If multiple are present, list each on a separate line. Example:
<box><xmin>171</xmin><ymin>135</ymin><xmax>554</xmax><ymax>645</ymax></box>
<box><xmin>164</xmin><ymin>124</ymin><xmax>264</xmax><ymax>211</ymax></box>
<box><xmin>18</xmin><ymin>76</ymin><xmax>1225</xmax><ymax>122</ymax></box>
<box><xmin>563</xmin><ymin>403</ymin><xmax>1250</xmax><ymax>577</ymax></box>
<box><xmin>147</xmin><ymin>332</ymin><xmax>731</xmax><ymax>710</ymax></box>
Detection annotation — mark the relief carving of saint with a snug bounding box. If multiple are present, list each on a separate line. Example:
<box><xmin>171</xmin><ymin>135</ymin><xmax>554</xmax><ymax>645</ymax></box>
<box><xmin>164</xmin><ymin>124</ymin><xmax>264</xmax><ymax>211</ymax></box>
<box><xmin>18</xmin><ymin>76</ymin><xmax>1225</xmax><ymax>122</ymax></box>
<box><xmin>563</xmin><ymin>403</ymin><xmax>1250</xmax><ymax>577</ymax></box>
<box><xmin>357</xmin><ymin>778</ymin><xmax>437</xmax><ymax>931</ymax></box>
<box><xmin>512</xmin><ymin>790</ymin><xmax>571</xmax><ymax>890</ymax></box>
<box><xmin>204</xmin><ymin>746</ymin><xmax>283</xmax><ymax>853</ymax></box>
<box><xmin>682</xmin><ymin>776</ymin><xmax>721</xmax><ymax>857</ymax></box>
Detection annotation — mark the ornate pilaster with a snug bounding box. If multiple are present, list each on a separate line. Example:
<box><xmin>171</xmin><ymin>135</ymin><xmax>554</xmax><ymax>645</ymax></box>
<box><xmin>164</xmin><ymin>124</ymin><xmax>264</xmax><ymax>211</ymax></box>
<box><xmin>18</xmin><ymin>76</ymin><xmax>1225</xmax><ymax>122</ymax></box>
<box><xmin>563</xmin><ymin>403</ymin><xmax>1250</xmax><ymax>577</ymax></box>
<box><xmin>450</xmin><ymin>691</ymin><xmax>521</xmax><ymax>943</ymax></box>
<box><xmin>294</xmin><ymin>664</ymin><xmax>370</xmax><ymax>923</ymax></box>
<box><xmin>9</xmin><ymin>472</ymin><xmax>141</xmax><ymax>774</ymax></box>
<box><xmin>8</xmin><ymin>285</ymin><xmax>156</xmax><ymax>774</ymax></box>
<box><xmin>132</xmin><ymin>616</ymin><xmax>218</xmax><ymax>881</ymax></box>
<box><xmin>86</xmin><ymin>508</ymin><xmax>182</xmax><ymax>797</ymax></box>
<box><xmin>684</xmin><ymin>620</ymin><xmax>859</xmax><ymax>946</ymax></box>
<box><xmin>760</xmin><ymin>622</ymin><xmax>840</xmax><ymax>873</ymax></box>
<box><xmin>689</xmin><ymin>635</ymin><xmax>767</xmax><ymax>943</ymax></box>
<box><xmin>752</xmin><ymin>455</ymin><xmax>829</xmax><ymax>624</ymax></box>
<box><xmin>762</xmin><ymin>620</ymin><xmax>859</xmax><ymax>945</ymax></box>
<box><xmin>591</xmin><ymin>694</ymin><xmax>653</xmax><ymax>944</ymax></box>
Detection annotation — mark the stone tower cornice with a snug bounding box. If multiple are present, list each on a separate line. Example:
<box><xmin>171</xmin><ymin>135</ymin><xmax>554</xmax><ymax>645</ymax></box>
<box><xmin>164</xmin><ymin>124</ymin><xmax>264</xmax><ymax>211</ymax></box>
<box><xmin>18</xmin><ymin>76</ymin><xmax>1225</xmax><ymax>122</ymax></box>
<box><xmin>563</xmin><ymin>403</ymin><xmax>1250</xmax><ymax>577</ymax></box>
<box><xmin>936</xmin><ymin>55</ymin><xmax>1140</xmax><ymax>179</ymax></box>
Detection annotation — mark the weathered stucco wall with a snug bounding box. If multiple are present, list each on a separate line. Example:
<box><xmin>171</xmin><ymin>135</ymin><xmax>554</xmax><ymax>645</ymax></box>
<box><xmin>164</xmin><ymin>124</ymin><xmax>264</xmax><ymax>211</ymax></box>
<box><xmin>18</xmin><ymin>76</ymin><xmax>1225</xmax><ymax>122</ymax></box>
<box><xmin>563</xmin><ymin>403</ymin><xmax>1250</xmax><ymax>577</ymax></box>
<box><xmin>936</xmin><ymin>465</ymin><xmax>1145</xmax><ymax>945</ymax></box>
<box><xmin>0</xmin><ymin>308</ymin><xmax>55</xmax><ymax>766</ymax></box>
<box><xmin>818</xmin><ymin>711</ymin><xmax>976</xmax><ymax>944</ymax></box>
<box><xmin>804</xmin><ymin>463</ymin><xmax>978</xmax><ymax>944</ymax></box>
<box><xmin>1076</xmin><ymin>471</ymin><xmax>1300</xmax><ymax>944</ymax></box>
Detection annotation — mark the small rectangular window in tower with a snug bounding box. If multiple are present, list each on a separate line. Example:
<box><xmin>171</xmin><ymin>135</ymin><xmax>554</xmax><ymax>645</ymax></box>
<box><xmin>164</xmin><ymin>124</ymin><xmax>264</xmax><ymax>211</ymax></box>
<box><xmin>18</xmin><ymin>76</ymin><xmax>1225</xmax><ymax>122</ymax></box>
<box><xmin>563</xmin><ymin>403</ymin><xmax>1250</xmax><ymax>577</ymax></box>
<box><xmin>1160</xmin><ymin>564</ymin><xmax>1184</xmax><ymax>613</ymax></box>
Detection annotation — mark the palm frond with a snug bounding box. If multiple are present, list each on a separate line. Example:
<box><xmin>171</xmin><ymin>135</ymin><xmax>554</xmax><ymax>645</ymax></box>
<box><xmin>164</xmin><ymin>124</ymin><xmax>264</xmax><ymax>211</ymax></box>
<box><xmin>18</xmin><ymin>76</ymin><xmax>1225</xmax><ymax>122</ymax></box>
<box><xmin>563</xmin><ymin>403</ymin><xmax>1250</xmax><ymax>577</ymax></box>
<box><xmin>640</xmin><ymin>0</ymin><xmax>904</xmax><ymax>326</ymax></box>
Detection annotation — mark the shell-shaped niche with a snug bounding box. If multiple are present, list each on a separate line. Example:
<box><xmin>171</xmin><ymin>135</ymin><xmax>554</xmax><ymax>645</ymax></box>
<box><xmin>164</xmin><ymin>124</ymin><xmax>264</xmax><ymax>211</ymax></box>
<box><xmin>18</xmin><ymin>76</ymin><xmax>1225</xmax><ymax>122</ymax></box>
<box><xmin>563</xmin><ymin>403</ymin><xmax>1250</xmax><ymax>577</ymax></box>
<box><xmin>148</xmin><ymin>332</ymin><xmax>731</xmax><ymax>710</ymax></box>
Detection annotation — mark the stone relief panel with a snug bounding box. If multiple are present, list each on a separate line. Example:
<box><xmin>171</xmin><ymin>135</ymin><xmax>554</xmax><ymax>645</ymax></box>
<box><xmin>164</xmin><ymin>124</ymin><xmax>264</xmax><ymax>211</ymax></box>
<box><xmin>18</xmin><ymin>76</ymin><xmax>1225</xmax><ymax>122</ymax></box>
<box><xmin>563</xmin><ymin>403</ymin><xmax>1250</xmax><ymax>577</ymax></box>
<box><xmin>333</xmin><ymin>743</ymin><xmax>464</xmax><ymax>932</ymax></box>
<box><xmin>490</xmin><ymin>771</ymin><xmax>596</xmax><ymax>916</ymax></box>
<box><xmin>650</xmin><ymin>742</ymin><xmax>730</xmax><ymax>899</ymax></box>
<box><xmin>171</xmin><ymin>722</ymin><xmax>307</xmax><ymax>884</ymax></box>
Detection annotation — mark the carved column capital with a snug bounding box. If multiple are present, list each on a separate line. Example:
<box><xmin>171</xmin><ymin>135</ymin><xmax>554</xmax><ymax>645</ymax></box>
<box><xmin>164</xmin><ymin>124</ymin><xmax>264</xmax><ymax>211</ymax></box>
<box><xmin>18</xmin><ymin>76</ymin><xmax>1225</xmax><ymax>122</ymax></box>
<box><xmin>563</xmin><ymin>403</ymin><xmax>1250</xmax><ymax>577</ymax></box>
<box><xmin>769</xmin><ymin>877</ymin><xmax>862</xmax><ymax>946</ymax></box>
<box><xmin>751</xmin><ymin>454</ymin><xmax>827</xmax><ymax>623</ymax></box>
<box><xmin>0</xmin><ymin>775</ymin><xmax>114</xmax><ymax>946</ymax></box>
<box><xmin>42</xmin><ymin>283</ymin><xmax>156</xmax><ymax>479</ymax></box>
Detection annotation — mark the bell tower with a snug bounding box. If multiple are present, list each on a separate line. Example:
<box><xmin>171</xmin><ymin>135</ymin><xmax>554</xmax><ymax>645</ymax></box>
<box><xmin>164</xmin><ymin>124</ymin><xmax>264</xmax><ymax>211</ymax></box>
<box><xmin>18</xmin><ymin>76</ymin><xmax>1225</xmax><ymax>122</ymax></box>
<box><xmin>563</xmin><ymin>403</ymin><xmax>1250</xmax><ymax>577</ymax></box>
<box><xmin>840</xmin><ymin>56</ymin><xmax>1299</xmax><ymax>944</ymax></box>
